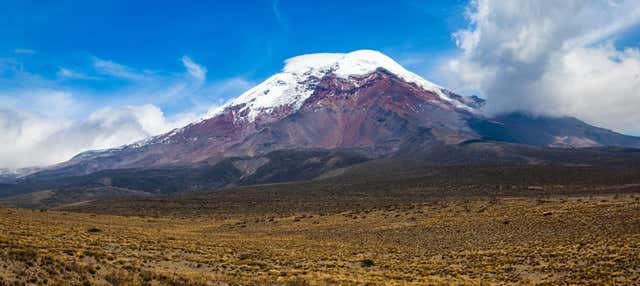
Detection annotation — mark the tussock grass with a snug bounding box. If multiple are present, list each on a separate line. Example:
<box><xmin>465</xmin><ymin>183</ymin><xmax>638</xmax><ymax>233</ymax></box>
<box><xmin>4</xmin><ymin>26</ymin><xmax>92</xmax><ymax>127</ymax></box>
<box><xmin>0</xmin><ymin>193</ymin><xmax>639</xmax><ymax>284</ymax></box>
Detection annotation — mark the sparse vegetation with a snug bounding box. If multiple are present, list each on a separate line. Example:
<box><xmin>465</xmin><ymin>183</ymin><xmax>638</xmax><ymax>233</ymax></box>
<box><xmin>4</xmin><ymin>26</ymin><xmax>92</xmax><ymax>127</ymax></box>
<box><xmin>360</xmin><ymin>259</ymin><xmax>375</xmax><ymax>268</ymax></box>
<box><xmin>0</xmin><ymin>193</ymin><xmax>638</xmax><ymax>284</ymax></box>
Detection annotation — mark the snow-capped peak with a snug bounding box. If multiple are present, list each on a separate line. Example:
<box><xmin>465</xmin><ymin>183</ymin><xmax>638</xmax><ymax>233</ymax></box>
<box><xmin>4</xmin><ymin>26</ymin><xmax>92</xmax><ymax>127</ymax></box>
<box><xmin>218</xmin><ymin>50</ymin><xmax>467</xmax><ymax>122</ymax></box>
<box><xmin>283</xmin><ymin>50</ymin><xmax>445</xmax><ymax>93</ymax></box>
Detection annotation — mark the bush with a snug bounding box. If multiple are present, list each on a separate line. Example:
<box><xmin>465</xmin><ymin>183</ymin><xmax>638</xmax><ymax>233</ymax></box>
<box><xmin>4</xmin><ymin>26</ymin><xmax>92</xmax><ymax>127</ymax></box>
<box><xmin>87</xmin><ymin>227</ymin><xmax>102</xmax><ymax>233</ymax></box>
<box><xmin>360</xmin><ymin>259</ymin><xmax>374</xmax><ymax>267</ymax></box>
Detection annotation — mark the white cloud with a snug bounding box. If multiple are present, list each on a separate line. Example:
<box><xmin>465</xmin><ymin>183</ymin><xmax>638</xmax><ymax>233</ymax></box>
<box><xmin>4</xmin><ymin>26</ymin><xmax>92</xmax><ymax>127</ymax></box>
<box><xmin>443</xmin><ymin>0</ymin><xmax>640</xmax><ymax>134</ymax></box>
<box><xmin>181</xmin><ymin>56</ymin><xmax>207</xmax><ymax>82</ymax></box>
<box><xmin>272</xmin><ymin>0</ymin><xmax>288</xmax><ymax>30</ymax></box>
<box><xmin>0</xmin><ymin>103</ymin><xmax>208</xmax><ymax>169</ymax></box>
<box><xmin>0</xmin><ymin>89</ymin><xmax>81</xmax><ymax>118</ymax></box>
<box><xmin>0</xmin><ymin>109</ymin><xmax>70</xmax><ymax>168</ymax></box>
<box><xmin>58</xmin><ymin>67</ymin><xmax>101</xmax><ymax>80</ymax></box>
<box><xmin>93</xmin><ymin>57</ymin><xmax>148</xmax><ymax>80</ymax></box>
<box><xmin>13</xmin><ymin>49</ymin><xmax>35</xmax><ymax>55</ymax></box>
<box><xmin>0</xmin><ymin>55</ymin><xmax>253</xmax><ymax>169</ymax></box>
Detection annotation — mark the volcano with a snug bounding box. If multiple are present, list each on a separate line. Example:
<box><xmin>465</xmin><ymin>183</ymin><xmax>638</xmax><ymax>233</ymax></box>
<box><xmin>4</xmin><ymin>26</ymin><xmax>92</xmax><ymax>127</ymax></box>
<box><xmin>16</xmin><ymin>50</ymin><xmax>640</xmax><ymax>190</ymax></box>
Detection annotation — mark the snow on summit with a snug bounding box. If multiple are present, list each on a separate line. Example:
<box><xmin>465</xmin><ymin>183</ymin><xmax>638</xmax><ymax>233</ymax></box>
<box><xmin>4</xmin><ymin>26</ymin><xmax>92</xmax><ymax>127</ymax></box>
<box><xmin>219</xmin><ymin>50</ymin><xmax>459</xmax><ymax>122</ymax></box>
<box><xmin>284</xmin><ymin>50</ymin><xmax>445</xmax><ymax>93</ymax></box>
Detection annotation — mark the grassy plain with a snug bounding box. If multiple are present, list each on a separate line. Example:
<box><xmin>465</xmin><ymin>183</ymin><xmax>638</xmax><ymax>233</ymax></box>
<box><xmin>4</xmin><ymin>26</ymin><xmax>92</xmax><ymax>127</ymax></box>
<box><xmin>1</xmin><ymin>193</ymin><xmax>639</xmax><ymax>285</ymax></box>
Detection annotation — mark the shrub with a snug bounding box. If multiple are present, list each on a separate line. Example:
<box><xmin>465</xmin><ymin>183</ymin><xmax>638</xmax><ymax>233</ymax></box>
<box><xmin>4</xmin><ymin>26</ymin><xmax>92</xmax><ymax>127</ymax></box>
<box><xmin>360</xmin><ymin>259</ymin><xmax>374</xmax><ymax>267</ymax></box>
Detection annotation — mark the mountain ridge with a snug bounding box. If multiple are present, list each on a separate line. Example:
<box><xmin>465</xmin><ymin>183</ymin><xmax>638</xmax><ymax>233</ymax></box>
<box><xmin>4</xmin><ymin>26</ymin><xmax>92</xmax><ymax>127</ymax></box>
<box><xmin>11</xmin><ymin>49</ymin><xmax>640</xmax><ymax>187</ymax></box>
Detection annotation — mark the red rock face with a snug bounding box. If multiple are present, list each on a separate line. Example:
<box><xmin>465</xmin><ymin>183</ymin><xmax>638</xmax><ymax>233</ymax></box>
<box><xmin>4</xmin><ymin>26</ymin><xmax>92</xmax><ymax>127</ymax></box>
<box><xmin>249</xmin><ymin>69</ymin><xmax>475</xmax><ymax>151</ymax></box>
<box><xmin>305</xmin><ymin>70</ymin><xmax>448</xmax><ymax>114</ymax></box>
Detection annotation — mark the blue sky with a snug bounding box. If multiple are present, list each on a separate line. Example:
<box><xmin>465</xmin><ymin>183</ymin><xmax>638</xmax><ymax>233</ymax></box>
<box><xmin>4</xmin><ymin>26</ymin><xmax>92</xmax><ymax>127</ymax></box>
<box><xmin>1</xmin><ymin>0</ymin><xmax>468</xmax><ymax>116</ymax></box>
<box><xmin>2</xmin><ymin>0</ymin><xmax>640</xmax><ymax>168</ymax></box>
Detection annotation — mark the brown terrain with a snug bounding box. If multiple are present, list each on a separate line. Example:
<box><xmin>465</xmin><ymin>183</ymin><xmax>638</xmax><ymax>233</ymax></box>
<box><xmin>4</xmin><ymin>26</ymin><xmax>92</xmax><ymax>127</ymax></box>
<box><xmin>1</xmin><ymin>163</ymin><xmax>639</xmax><ymax>285</ymax></box>
<box><xmin>1</xmin><ymin>194</ymin><xmax>638</xmax><ymax>285</ymax></box>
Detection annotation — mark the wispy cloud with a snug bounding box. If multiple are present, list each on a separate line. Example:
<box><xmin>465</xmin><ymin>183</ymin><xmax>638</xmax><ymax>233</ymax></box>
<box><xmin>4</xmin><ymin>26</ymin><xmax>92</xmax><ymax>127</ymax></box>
<box><xmin>272</xmin><ymin>0</ymin><xmax>288</xmax><ymax>30</ymax></box>
<box><xmin>93</xmin><ymin>57</ymin><xmax>148</xmax><ymax>80</ymax></box>
<box><xmin>57</xmin><ymin>67</ymin><xmax>101</xmax><ymax>80</ymax></box>
<box><xmin>181</xmin><ymin>56</ymin><xmax>207</xmax><ymax>82</ymax></box>
<box><xmin>13</xmin><ymin>49</ymin><xmax>35</xmax><ymax>55</ymax></box>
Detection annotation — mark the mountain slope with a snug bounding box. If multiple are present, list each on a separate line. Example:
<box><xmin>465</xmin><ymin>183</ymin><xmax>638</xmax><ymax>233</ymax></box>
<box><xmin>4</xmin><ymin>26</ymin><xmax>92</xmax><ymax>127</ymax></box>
<box><xmin>22</xmin><ymin>50</ymin><xmax>640</xmax><ymax>183</ymax></box>
<box><xmin>470</xmin><ymin>113</ymin><xmax>640</xmax><ymax>148</ymax></box>
<box><xmin>4</xmin><ymin>149</ymin><xmax>369</xmax><ymax>198</ymax></box>
<box><xmin>32</xmin><ymin>51</ymin><xmax>479</xmax><ymax>178</ymax></box>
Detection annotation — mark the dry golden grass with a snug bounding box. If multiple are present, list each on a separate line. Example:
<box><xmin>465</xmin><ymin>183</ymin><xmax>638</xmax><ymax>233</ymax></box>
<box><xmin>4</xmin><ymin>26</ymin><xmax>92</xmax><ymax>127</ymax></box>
<box><xmin>1</xmin><ymin>194</ymin><xmax>639</xmax><ymax>285</ymax></box>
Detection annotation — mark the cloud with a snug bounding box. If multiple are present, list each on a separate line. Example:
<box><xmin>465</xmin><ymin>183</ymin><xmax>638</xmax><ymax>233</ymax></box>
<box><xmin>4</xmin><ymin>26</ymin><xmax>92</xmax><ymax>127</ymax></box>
<box><xmin>443</xmin><ymin>0</ymin><xmax>640</xmax><ymax>134</ymax></box>
<box><xmin>0</xmin><ymin>55</ymin><xmax>252</xmax><ymax>169</ymax></box>
<box><xmin>13</xmin><ymin>49</ymin><xmax>35</xmax><ymax>55</ymax></box>
<box><xmin>272</xmin><ymin>0</ymin><xmax>288</xmax><ymax>30</ymax></box>
<box><xmin>0</xmin><ymin>89</ymin><xmax>82</xmax><ymax>118</ymax></box>
<box><xmin>181</xmin><ymin>56</ymin><xmax>207</xmax><ymax>82</ymax></box>
<box><xmin>0</xmin><ymin>109</ymin><xmax>70</xmax><ymax>168</ymax></box>
<box><xmin>57</xmin><ymin>67</ymin><xmax>101</xmax><ymax>80</ymax></box>
<box><xmin>93</xmin><ymin>57</ymin><xmax>148</xmax><ymax>80</ymax></box>
<box><xmin>0</xmin><ymin>104</ymin><xmax>209</xmax><ymax>169</ymax></box>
